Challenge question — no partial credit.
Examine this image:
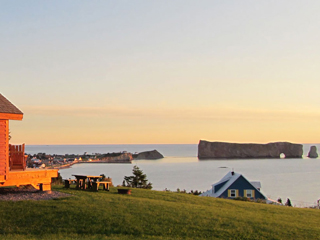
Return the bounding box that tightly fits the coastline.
[46,159,132,170]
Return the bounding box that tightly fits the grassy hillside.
[0,186,319,239]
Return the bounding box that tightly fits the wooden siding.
[0,113,23,120]
[0,120,8,180]
[2,169,58,190]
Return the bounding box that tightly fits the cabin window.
[230,189,236,198]
[245,190,254,198]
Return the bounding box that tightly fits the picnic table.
[92,181,111,191]
[72,175,102,190]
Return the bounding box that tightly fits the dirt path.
[0,187,72,201]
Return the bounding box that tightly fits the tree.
[99,174,106,181]
[123,165,152,189]
[285,198,292,207]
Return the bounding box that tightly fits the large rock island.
[198,140,303,159]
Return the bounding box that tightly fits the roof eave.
[0,113,23,120]
[214,175,241,197]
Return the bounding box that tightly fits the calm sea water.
[26,144,320,207]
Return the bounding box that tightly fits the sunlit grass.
[0,186,319,239]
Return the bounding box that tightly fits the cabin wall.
[0,120,8,181]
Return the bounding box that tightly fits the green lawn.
[0,186,319,239]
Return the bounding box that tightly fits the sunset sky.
[2,1,320,144]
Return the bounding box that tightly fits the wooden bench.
[92,181,111,191]
[117,188,131,194]
[64,179,76,188]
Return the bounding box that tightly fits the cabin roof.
[210,171,241,197]
[0,93,23,115]
[250,181,261,189]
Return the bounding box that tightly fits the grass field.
[0,186,319,239]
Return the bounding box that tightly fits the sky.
[1,0,320,144]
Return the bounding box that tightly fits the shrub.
[99,174,114,187]
[256,198,267,204]
[234,197,251,202]
[51,173,63,185]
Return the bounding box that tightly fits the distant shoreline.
[46,160,132,170]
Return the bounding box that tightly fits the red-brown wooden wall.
[0,119,8,180]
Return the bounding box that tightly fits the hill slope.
[0,186,319,239]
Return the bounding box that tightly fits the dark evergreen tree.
[123,165,152,189]
[99,174,106,181]
[285,198,292,207]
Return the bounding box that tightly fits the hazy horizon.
[24,142,320,146]
[3,1,320,144]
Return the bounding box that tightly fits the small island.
[133,150,164,160]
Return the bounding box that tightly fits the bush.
[233,197,266,204]
[234,197,251,202]
[256,198,267,204]
[99,174,114,187]
[51,173,63,185]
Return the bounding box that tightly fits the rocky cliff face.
[307,146,318,158]
[134,150,164,160]
[99,153,133,163]
[198,140,303,159]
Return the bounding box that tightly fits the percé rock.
[307,146,318,158]
[134,150,164,160]
[198,140,303,159]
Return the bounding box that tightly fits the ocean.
[25,143,320,207]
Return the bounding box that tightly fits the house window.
[230,189,236,198]
[245,190,253,198]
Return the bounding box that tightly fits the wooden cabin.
[0,93,58,191]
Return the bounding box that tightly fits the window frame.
[245,189,253,198]
[230,189,237,198]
